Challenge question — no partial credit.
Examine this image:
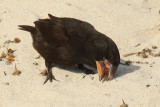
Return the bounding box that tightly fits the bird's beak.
[96,61,105,81]
[107,65,118,81]
[96,61,110,81]
[96,60,118,81]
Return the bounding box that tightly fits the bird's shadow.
[53,64,95,74]
[53,58,140,81]
[114,59,141,79]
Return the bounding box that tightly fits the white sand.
[0,0,160,106]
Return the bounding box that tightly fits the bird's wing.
[34,17,68,47]
[48,14,95,42]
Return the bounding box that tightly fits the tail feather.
[18,25,36,34]
[48,14,57,20]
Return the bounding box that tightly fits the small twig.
[120,99,128,107]
[134,43,141,47]
[123,53,137,57]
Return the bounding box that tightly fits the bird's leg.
[78,64,95,74]
[44,61,57,84]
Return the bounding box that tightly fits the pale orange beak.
[96,61,110,81]
[96,60,119,81]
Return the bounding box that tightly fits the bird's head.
[96,59,119,81]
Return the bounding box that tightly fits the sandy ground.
[0,0,160,106]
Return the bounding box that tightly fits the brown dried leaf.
[40,69,47,76]
[14,37,21,43]
[120,99,128,107]
[142,48,152,53]
[6,48,15,57]
[7,56,15,62]
[7,48,15,53]
[12,64,21,75]
[139,51,148,58]
[149,52,154,56]
[155,52,160,57]
[1,51,6,58]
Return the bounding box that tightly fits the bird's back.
[19,14,120,68]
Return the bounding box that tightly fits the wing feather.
[34,18,68,46]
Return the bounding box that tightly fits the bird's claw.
[44,73,57,84]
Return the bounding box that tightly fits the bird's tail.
[18,25,37,34]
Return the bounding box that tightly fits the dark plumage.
[19,14,120,83]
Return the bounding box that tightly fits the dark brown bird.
[18,14,120,84]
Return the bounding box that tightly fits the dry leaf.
[6,48,15,57]
[138,51,148,58]
[123,53,137,57]
[155,52,160,57]
[12,64,21,75]
[40,69,47,76]
[120,99,128,107]
[142,48,152,53]
[1,51,6,58]
[7,56,15,62]
[7,48,15,53]
[14,37,21,43]
[149,52,154,56]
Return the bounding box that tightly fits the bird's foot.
[44,72,58,84]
